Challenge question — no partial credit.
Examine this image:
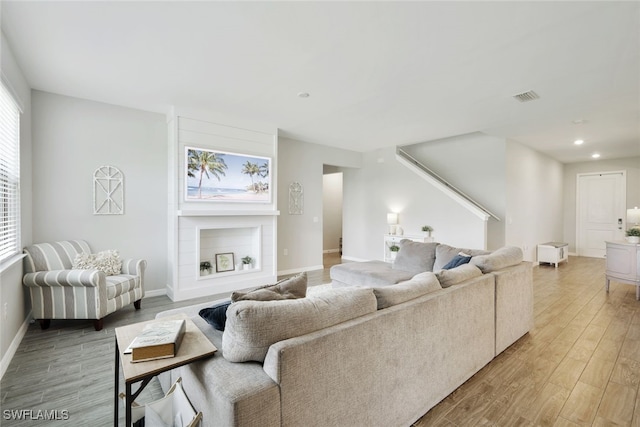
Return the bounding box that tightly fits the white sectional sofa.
[156,241,533,427]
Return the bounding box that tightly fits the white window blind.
[0,81,21,263]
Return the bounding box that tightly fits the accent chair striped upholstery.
[22,240,146,331]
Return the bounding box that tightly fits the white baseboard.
[322,248,340,254]
[277,265,324,276]
[1,310,32,380]
[144,288,167,298]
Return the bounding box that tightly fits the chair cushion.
[106,275,139,299]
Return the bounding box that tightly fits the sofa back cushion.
[470,246,523,273]
[222,288,377,363]
[392,240,438,274]
[372,272,441,309]
[23,240,92,273]
[433,244,491,271]
[435,264,483,288]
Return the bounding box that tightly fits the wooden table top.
[115,314,217,383]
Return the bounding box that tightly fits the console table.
[605,240,640,300]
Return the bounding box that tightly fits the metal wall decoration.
[93,165,124,215]
[289,182,303,214]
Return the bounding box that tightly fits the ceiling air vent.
[513,90,540,102]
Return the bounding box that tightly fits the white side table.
[537,242,568,268]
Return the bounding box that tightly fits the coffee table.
[113,314,217,427]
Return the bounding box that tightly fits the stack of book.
[125,319,186,363]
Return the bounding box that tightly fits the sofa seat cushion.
[470,246,523,273]
[435,264,483,288]
[222,288,377,363]
[392,240,438,274]
[372,272,442,309]
[106,274,139,298]
[330,261,414,288]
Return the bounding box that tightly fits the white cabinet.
[605,240,640,300]
[537,242,568,268]
[384,234,434,263]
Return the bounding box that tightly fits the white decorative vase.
[243,264,251,270]
[627,236,640,244]
[390,252,397,261]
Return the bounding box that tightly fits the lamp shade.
[386,213,398,225]
[628,207,640,225]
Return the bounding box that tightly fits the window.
[0,81,21,263]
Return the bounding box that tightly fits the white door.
[577,172,626,258]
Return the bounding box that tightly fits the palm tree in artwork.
[187,149,228,198]
[259,162,269,178]
[241,161,260,192]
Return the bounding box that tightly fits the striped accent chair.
[22,240,146,331]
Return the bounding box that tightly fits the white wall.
[505,140,564,261]
[31,91,168,294]
[402,132,506,249]
[563,156,640,253]
[277,137,361,273]
[0,31,32,376]
[322,172,343,252]
[342,146,486,262]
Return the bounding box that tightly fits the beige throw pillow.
[231,272,307,302]
[470,246,523,273]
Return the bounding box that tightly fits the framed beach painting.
[185,147,271,203]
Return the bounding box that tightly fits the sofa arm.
[23,270,104,288]
[121,259,147,276]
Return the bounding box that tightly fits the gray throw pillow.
[392,240,438,274]
[231,272,307,302]
[435,264,483,288]
[470,246,523,273]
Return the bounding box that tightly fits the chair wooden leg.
[134,299,141,310]
[38,319,51,330]
[94,319,104,331]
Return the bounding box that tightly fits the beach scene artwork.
[185,147,271,203]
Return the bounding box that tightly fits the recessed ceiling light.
[592,153,600,159]
[572,119,587,124]
[574,139,584,145]
[297,92,310,98]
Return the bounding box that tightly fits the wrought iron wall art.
[289,182,303,214]
[93,165,124,215]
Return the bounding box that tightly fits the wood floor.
[1,254,638,426]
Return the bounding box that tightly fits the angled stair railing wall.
[395,147,501,222]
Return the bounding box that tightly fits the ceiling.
[2,1,639,163]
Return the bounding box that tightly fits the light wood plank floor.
[1,254,638,426]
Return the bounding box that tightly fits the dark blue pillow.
[199,300,232,331]
[442,254,472,270]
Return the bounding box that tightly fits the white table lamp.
[387,213,398,235]
[628,207,640,228]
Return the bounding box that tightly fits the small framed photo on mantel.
[215,253,235,273]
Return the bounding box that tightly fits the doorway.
[323,166,343,269]
[576,171,626,258]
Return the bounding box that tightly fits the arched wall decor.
[93,165,124,215]
[289,182,303,215]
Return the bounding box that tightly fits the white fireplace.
[166,110,279,301]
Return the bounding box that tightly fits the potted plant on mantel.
[626,228,640,244]
[421,225,434,237]
[200,261,212,276]
[241,256,253,270]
